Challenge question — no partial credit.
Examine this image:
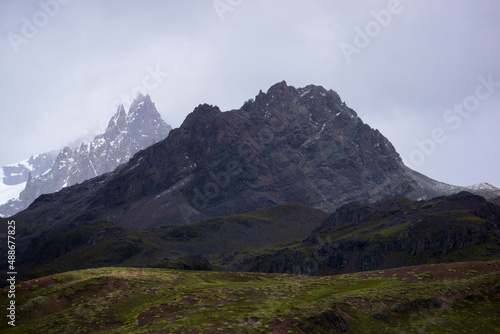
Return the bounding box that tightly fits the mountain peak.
[107,104,127,130]
[181,104,222,130]
[132,93,148,102]
[262,80,296,102]
[467,182,498,191]
[0,95,171,217]
[267,80,289,92]
[129,94,153,114]
[10,81,500,231]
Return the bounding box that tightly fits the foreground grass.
[1,261,499,333]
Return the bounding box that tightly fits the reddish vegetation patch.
[17,275,59,293]
[177,297,195,305]
[374,300,397,310]
[135,304,178,328]
[217,298,232,305]
[75,278,127,298]
[335,306,355,321]
[75,283,101,298]
[104,322,123,329]
[60,281,78,289]
[356,261,499,283]
[30,296,71,318]
[270,316,300,334]
[137,308,155,327]
[347,298,371,312]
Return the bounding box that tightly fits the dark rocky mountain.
[3,81,499,268]
[0,94,171,217]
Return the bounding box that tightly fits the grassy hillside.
[16,204,328,280]
[225,193,500,275]
[1,261,498,333]
[10,193,500,283]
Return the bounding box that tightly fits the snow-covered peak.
[107,105,127,130]
[0,95,171,218]
[466,182,499,192]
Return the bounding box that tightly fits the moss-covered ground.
[1,261,499,333]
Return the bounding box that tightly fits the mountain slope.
[225,192,500,275]
[8,192,499,281]
[5,81,499,268]
[0,152,57,216]
[0,94,171,217]
[12,204,328,280]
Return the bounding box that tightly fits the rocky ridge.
[4,81,500,268]
[0,94,171,217]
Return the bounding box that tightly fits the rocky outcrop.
[298,309,348,333]
[225,192,500,275]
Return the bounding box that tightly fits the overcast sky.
[1,0,499,187]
